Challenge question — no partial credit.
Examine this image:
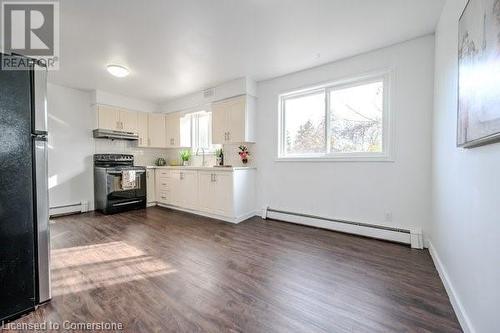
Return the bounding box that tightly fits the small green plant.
[215,148,223,158]
[180,149,191,162]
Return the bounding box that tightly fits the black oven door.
[106,168,146,202]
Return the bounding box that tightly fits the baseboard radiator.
[262,207,423,249]
[49,201,89,218]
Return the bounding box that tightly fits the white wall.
[48,83,95,210]
[256,35,435,234]
[431,1,500,332]
[160,77,256,113]
[91,89,158,113]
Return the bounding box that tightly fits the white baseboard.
[260,207,424,248]
[156,203,254,224]
[428,240,474,333]
[49,201,89,217]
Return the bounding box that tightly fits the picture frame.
[457,0,500,148]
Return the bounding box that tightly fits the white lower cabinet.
[170,170,198,210]
[152,168,255,223]
[146,169,156,206]
[198,171,232,216]
[155,170,170,205]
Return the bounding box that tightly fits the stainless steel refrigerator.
[0,53,51,322]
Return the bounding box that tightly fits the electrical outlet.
[385,212,393,222]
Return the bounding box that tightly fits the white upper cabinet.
[211,95,256,144]
[120,109,138,133]
[148,113,167,148]
[96,105,138,133]
[137,111,149,147]
[96,105,120,131]
[165,112,186,148]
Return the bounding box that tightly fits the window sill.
[275,155,394,163]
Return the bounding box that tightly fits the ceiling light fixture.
[106,64,130,78]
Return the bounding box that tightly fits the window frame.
[277,70,394,162]
[181,110,218,154]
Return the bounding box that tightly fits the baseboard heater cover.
[49,201,89,217]
[262,207,423,249]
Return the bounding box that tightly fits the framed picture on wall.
[458,0,500,148]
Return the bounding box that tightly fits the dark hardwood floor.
[9,207,461,332]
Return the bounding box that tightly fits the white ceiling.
[49,0,445,103]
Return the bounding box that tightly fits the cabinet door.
[169,171,182,206]
[212,101,227,144]
[148,113,167,148]
[146,169,156,204]
[120,110,138,133]
[97,105,120,130]
[227,96,246,143]
[180,171,198,210]
[137,112,149,147]
[165,112,181,147]
[197,172,215,213]
[212,172,233,216]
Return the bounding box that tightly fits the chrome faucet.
[196,147,206,166]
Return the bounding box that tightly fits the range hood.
[93,129,138,141]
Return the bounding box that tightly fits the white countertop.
[142,165,256,171]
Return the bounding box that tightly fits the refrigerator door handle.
[33,63,48,133]
[34,138,51,303]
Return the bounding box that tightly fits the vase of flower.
[238,145,250,165]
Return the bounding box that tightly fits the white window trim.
[276,69,395,162]
[184,110,218,154]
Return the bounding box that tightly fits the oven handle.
[112,200,143,207]
[107,170,145,175]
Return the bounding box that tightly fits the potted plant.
[238,145,250,164]
[215,148,224,166]
[180,150,191,166]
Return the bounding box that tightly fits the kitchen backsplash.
[94,139,256,168]
[94,139,170,166]
[221,143,256,167]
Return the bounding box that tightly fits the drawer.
[157,191,170,204]
[157,178,170,191]
[156,169,170,178]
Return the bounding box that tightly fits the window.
[180,110,220,153]
[278,72,391,161]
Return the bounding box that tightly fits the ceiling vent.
[203,87,215,99]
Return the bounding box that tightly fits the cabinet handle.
[227,132,230,141]
[213,174,216,182]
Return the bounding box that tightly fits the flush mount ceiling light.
[106,64,129,78]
